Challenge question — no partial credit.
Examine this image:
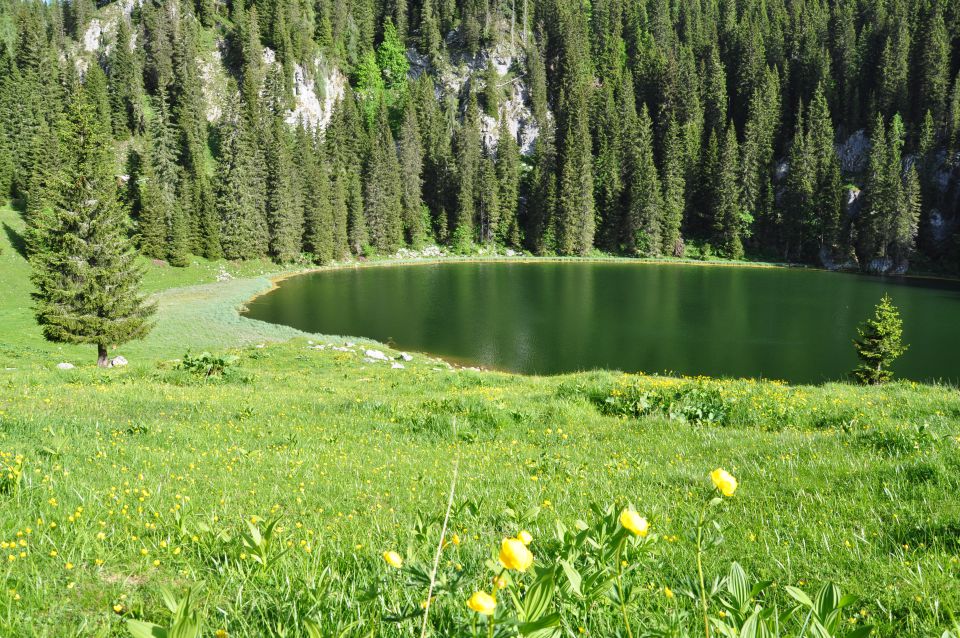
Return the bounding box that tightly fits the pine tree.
[852,294,907,385]
[556,87,595,256]
[398,96,426,245]
[364,101,403,253]
[30,82,154,367]
[713,125,744,259]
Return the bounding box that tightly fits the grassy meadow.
[1,203,960,637]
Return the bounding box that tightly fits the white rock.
[110,356,128,367]
[56,362,75,370]
[399,352,413,361]
[392,363,405,369]
[364,349,389,361]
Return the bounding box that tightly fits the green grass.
[1,203,959,637]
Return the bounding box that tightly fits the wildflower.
[619,509,649,537]
[382,550,403,569]
[215,631,228,638]
[467,591,497,615]
[517,530,533,545]
[498,537,533,572]
[664,586,674,599]
[710,468,738,497]
[113,604,124,613]
[451,533,461,546]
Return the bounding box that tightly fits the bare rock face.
[286,59,347,130]
[836,130,870,173]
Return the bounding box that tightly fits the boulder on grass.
[110,356,128,367]
[56,362,75,370]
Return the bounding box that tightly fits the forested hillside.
[1,0,959,273]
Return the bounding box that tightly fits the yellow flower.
[664,586,674,599]
[619,509,649,537]
[498,537,533,572]
[517,530,533,545]
[113,604,123,613]
[215,630,228,638]
[467,591,497,615]
[710,468,738,497]
[382,550,403,568]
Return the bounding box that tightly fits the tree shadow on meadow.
[2,222,27,260]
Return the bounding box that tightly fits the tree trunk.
[97,343,109,368]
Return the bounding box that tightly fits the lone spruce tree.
[30,82,154,367]
[852,294,907,385]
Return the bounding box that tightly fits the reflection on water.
[243,262,960,383]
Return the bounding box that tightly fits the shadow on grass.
[2,222,27,260]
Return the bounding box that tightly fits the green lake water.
[242,261,960,383]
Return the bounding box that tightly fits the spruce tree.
[107,17,144,138]
[216,85,269,260]
[852,294,907,385]
[713,125,744,259]
[495,118,521,247]
[625,103,663,256]
[265,69,302,263]
[660,116,686,256]
[300,125,334,264]
[364,101,403,253]
[398,96,426,245]
[30,82,154,367]
[453,92,481,249]
[808,85,843,257]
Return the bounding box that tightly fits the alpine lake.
[243,260,960,384]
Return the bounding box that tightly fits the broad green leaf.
[126,620,168,638]
[560,560,582,596]
[784,586,814,608]
[523,573,556,620]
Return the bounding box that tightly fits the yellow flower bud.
[710,468,738,497]
[517,530,533,545]
[664,586,674,599]
[498,537,533,572]
[382,550,403,569]
[467,591,497,615]
[619,509,649,537]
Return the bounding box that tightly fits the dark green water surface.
[242,261,960,383]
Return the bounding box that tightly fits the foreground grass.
[1,204,959,637]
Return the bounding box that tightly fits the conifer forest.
[2,0,960,274]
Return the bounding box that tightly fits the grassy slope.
[1,203,959,637]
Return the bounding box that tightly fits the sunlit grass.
[1,203,959,636]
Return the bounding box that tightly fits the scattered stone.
[331,346,353,353]
[364,349,389,361]
[56,362,75,370]
[391,363,405,369]
[399,352,413,361]
[255,344,265,349]
[110,356,128,367]
[346,342,356,347]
